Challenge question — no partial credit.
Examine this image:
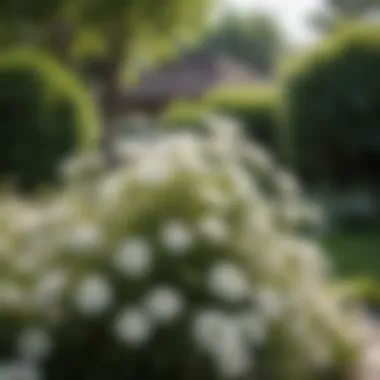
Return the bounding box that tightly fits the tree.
[328,0,380,16]
[196,11,285,75]
[311,0,380,33]
[0,0,212,160]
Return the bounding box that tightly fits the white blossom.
[192,310,236,353]
[0,362,41,380]
[134,159,169,184]
[160,221,193,255]
[17,328,52,362]
[192,309,251,377]
[33,270,68,308]
[143,286,185,323]
[114,307,153,346]
[113,238,153,278]
[255,288,284,321]
[198,215,228,243]
[66,223,103,253]
[74,275,113,316]
[238,312,267,344]
[214,340,252,378]
[207,262,250,302]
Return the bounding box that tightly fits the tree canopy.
[195,11,285,74]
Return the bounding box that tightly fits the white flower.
[66,224,103,253]
[207,262,250,302]
[198,215,228,243]
[192,310,236,353]
[74,275,113,316]
[113,238,153,278]
[98,173,127,203]
[17,328,52,362]
[227,165,257,200]
[276,171,300,196]
[134,159,169,184]
[16,210,44,234]
[60,153,103,180]
[114,307,153,346]
[34,270,68,308]
[0,362,41,380]
[192,309,251,377]
[243,145,272,172]
[160,221,193,255]
[255,288,283,320]
[115,140,147,162]
[143,286,185,323]
[214,342,252,378]
[237,312,267,344]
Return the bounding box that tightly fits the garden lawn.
[324,231,380,280]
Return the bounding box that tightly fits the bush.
[205,86,280,155]
[281,23,380,188]
[161,86,279,155]
[161,100,209,127]
[0,118,362,379]
[0,48,100,192]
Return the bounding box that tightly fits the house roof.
[121,52,269,101]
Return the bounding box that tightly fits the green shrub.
[0,48,100,192]
[281,23,380,187]
[161,86,279,155]
[161,100,209,126]
[205,85,279,155]
[0,118,362,379]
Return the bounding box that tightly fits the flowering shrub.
[0,117,364,379]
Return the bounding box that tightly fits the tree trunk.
[100,62,123,167]
[47,18,76,69]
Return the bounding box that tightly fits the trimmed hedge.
[161,85,280,154]
[205,86,279,154]
[0,48,100,192]
[280,23,380,187]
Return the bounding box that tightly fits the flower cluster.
[0,116,363,379]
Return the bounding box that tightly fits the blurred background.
[2,0,380,378]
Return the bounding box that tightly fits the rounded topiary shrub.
[0,48,100,192]
[0,118,363,379]
[280,23,380,188]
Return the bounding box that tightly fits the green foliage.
[161,100,209,126]
[324,230,380,280]
[0,0,212,79]
[0,119,361,379]
[0,48,99,192]
[281,23,380,187]
[205,86,280,155]
[340,277,380,311]
[162,86,280,155]
[328,0,380,16]
[196,11,286,74]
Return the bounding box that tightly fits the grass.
[324,230,380,280]
[323,230,380,310]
